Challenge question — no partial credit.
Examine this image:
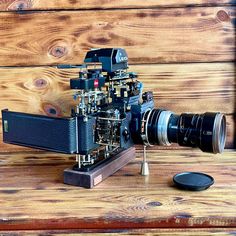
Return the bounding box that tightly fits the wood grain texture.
[0,63,234,115]
[1,228,236,235]
[0,7,235,66]
[0,0,234,234]
[0,0,235,11]
[131,63,235,114]
[0,62,234,151]
[0,150,235,230]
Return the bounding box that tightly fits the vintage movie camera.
[1,48,226,188]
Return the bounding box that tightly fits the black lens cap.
[173,172,214,191]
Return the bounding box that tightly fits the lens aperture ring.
[140,108,153,146]
[147,109,163,145]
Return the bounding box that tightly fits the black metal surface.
[167,112,225,153]
[147,109,163,145]
[76,115,99,155]
[70,71,105,90]
[2,109,77,154]
[84,48,128,73]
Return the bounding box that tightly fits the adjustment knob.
[123,129,130,142]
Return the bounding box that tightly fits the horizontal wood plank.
[0,7,235,66]
[132,63,235,114]
[0,62,234,152]
[0,1,235,233]
[0,150,235,230]
[0,63,234,115]
[0,0,235,11]
[0,150,235,188]
[1,228,236,235]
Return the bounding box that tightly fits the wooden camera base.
[64,147,136,188]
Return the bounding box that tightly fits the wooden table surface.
[0,148,235,235]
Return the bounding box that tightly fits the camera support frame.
[64,147,135,188]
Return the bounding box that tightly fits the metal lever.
[140,145,149,176]
[57,64,86,69]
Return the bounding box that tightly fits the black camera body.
[1,48,226,188]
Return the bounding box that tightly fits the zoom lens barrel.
[142,109,226,154]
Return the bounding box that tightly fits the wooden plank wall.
[0,0,235,152]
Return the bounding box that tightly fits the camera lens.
[168,112,226,153]
[142,109,226,154]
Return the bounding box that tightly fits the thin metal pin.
[76,154,81,169]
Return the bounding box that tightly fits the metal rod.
[141,145,149,176]
[76,154,81,169]
[143,145,147,162]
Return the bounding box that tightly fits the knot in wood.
[34,78,48,89]
[49,45,68,58]
[43,103,62,117]
[146,201,162,207]
[7,0,32,11]
[217,10,230,22]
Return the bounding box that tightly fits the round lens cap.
[173,172,214,191]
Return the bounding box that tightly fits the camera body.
[1,48,226,187]
[2,48,152,169]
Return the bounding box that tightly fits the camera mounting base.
[63,147,136,188]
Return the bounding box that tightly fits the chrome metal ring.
[141,108,153,146]
[157,111,173,146]
[212,113,226,154]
